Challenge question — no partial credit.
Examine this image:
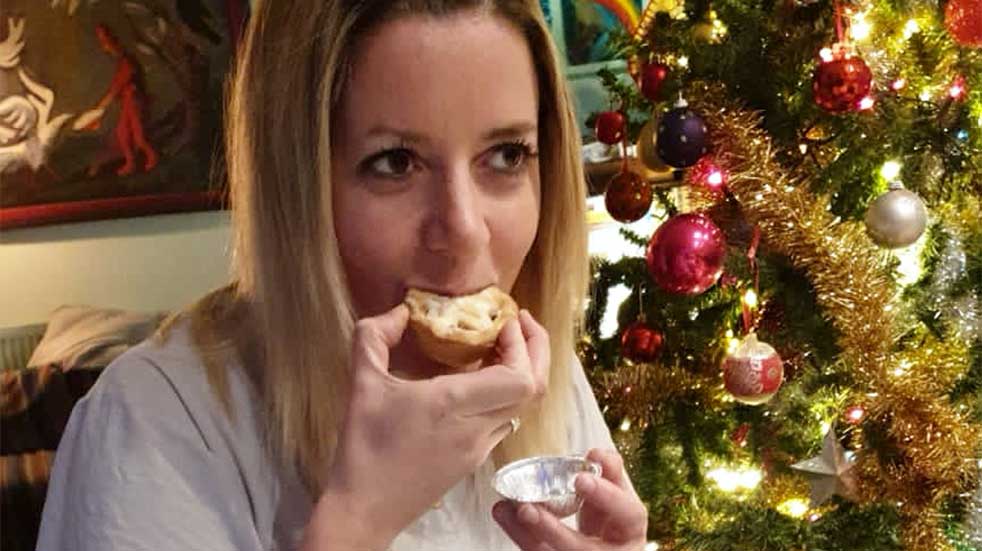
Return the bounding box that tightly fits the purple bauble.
[656,106,708,168]
[645,213,727,295]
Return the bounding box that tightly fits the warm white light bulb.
[903,19,920,39]
[880,160,902,181]
[851,13,872,41]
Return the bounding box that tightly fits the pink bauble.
[645,213,726,295]
[723,333,784,405]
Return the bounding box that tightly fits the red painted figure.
[89,24,158,176]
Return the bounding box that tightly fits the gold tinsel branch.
[684,82,979,551]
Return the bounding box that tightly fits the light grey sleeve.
[36,353,265,551]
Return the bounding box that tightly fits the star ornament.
[791,429,859,507]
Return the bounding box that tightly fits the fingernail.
[517,504,540,525]
[575,473,596,493]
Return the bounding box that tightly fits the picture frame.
[0,0,246,230]
[541,0,643,135]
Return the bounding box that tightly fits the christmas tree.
[577,0,982,549]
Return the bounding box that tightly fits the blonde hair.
[157,0,589,498]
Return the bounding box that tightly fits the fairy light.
[949,76,967,100]
[644,542,661,551]
[858,96,875,110]
[880,160,902,181]
[677,56,689,68]
[707,168,726,188]
[710,10,728,40]
[893,359,912,377]
[845,405,866,424]
[743,289,759,309]
[903,19,920,39]
[707,465,762,492]
[620,417,633,432]
[850,11,872,41]
[891,78,906,91]
[919,88,933,101]
[777,498,810,518]
[819,47,834,62]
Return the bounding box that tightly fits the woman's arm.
[37,353,263,551]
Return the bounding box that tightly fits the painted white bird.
[0,18,73,175]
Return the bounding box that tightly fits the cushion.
[27,305,165,370]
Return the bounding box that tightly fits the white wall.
[0,211,232,327]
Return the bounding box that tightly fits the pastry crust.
[405,286,519,369]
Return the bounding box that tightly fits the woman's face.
[332,12,542,318]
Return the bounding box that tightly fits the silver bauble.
[864,184,928,248]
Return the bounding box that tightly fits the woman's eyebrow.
[362,122,537,144]
[364,125,430,145]
[481,122,537,142]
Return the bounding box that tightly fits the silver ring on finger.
[509,417,521,434]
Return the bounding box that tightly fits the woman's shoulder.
[92,317,211,406]
[84,316,259,447]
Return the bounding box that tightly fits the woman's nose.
[421,166,490,255]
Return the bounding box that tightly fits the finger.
[496,317,531,371]
[508,503,587,551]
[351,304,410,372]
[518,310,550,396]
[574,472,647,543]
[437,364,534,416]
[586,448,629,490]
[579,448,634,537]
[492,501,555,551]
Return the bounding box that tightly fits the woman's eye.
[367,149,414,177]
[488,143,533,172]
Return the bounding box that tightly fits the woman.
[37,1,648,550]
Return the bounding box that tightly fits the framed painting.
[541,0,649,136]
[0,0,247,230]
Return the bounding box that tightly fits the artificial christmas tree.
[580,0,982,549]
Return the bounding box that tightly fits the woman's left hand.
[493,448,648,551]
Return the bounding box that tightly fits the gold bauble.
[692,20,715,42]
[637,119,671,172]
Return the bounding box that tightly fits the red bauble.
[946,0,982,47]
[645,213,726,295]
[639,63,670,102]
[812,53,873,113]
[605,171,652,223]
[620,321,664,362]
[595,111,626,145]
[723,333,784,405]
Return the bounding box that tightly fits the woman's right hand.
[302,303,550,550]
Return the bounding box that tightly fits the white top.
[37,320,617,551]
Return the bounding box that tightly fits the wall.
[0,211,232,327]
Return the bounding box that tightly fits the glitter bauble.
[605,170,652,223]
[812,53,873,113]
[645,213,726,295]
